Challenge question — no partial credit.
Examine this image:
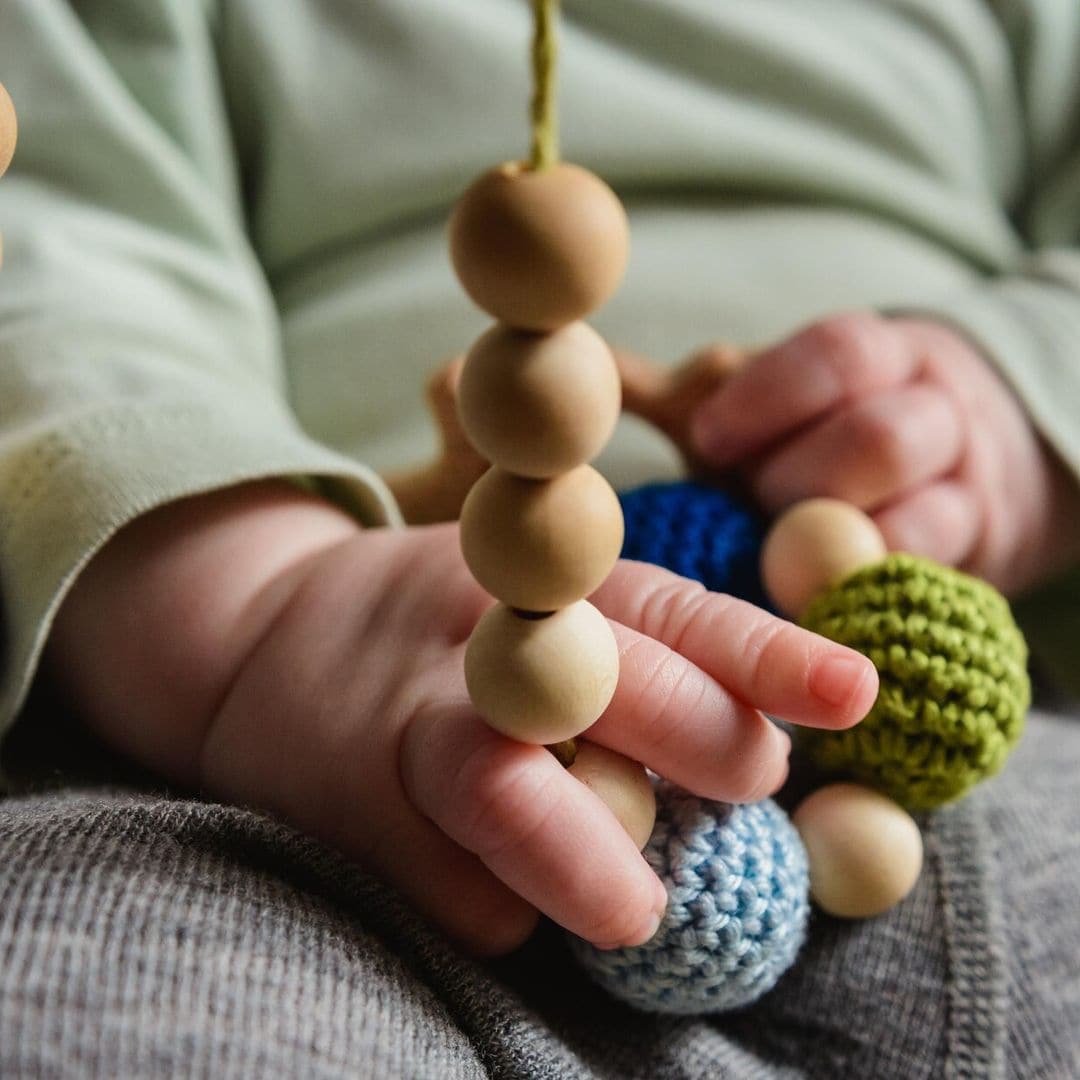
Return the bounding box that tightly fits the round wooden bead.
[0,83,16,179]
[460,465,624,611]
[458,322,621,478]
[568,741,656,850]
[762,498,887,618]
[449,161,630,331]
[792,782,923,919]
[465,602,620,744]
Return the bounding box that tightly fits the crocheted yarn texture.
[619,482,769,608]
[570,783,809,1015]
[799,553,1030,811]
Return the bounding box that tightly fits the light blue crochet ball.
[569,782,810,1014]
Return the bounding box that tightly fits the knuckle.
[801,313,884,394]
[661,585,712,657]
[579,897,654,949]
[640,578,709,654]
[632,653,707,755]
[455,744,562,862]
[845,407,915,492]
[457,898,540,957]
[742,617,796,694]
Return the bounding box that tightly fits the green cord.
[530,0,560,170]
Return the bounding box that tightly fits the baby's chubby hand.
[49,482,876,956]
[691,313,1080,595]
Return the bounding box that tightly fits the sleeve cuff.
[0,395,403,737]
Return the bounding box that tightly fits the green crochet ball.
[798,554,1030,812]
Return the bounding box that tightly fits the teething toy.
[386,0,1033,1007]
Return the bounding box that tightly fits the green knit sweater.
[1,0,1079,738]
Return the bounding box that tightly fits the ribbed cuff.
[0,396,402,738]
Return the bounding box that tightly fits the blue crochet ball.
[569,782,810,1014]
[619,482,769,608]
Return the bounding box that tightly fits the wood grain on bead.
[567,741,656,850]
[762,498,887,618]
[460,465,624,611]
[0,83,15,179]
[458,322,621,478]
[449,161,629,331]
[792,782,923,919]
[465,602,620,744]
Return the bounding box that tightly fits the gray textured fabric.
[0,712,1077,1079]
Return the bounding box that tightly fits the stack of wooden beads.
[1,83,16,264]
[448,153,657,847]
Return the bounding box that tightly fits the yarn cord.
[530,0,560,169]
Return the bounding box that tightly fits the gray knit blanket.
[1,710,1077,1078]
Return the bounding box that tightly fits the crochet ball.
[569,783,809,1014]
[619,482,770,608]
[799,553,1030,811]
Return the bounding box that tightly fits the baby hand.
[691,313,1080,595]
[48,482,876,955]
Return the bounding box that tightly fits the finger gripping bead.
[567,741,656,850]
[569,783,810,1014]
[798,553,1030,811]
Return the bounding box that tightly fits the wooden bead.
[449,161,629,331]
[0,83,16,179]
[762,498,887,618]
[465,602,620,744]
[568,741,656,850]
[460,465,624,611]
[458,322,621,478]
[792,782,923,919]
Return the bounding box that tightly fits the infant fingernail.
[810,653,874,714]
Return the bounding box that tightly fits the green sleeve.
[0,0,399,735]
[893,2,1080,694]
[902,0,1080,479]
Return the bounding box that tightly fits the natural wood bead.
[465,602,620,744]
[0,83,15,179]
[793,782,923,919]
[458,322,621,478]
[762,498,887,618]
[449,161,629,331]
[567,741,656,850]
[460,465,624,611]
